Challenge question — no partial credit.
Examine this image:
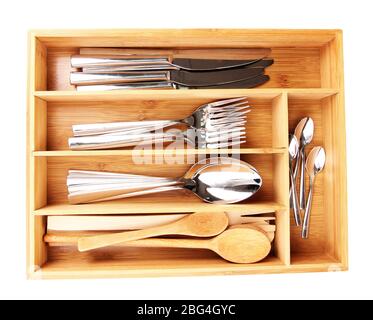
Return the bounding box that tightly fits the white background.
[0,0,372,300]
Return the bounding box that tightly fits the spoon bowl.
[211,228,271,263]
[184,157,262,204]
[306,146,326,178]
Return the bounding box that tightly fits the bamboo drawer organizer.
[27,29,348,279]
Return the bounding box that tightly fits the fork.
[69,97,250,150]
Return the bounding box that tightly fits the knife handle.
[71,55,170,68]
[76,82,175,91]
[70,72,169,85]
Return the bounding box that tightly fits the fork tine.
[209,110,251,120]
[210,101,250,111]
[207,97,247,108]
[209,109,251,119]
[209,106,251,118]
[208,115,248,125]
[209,108,251,117]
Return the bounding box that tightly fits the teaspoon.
[289,134,301,226]
[296,117,314,210]
[301,146,326,239]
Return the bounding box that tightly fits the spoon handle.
[67,170,184,204]
[289,152,301,209]
[301,179,314,239]
[77,221,183,252]
[290,163,302,226]
[45,233,208,250]
[299,148,307,210]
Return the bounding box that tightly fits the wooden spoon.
[230,223,276,242]
[46,228,271,264]
[77,211,228,252]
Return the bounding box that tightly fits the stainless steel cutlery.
[67,157,262,205]
[295,117,314,209]
[70,53,273,90]
[69,97,250,150]
[289,117,325,238]
[289,134,301,226]
[71,55,272,71]
[75,74,270,91]
[70,64,269,87]
[301,147,326,239]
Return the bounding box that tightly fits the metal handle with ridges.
[69,131,180,150]
[70,71,169,85]
[71,55,170,68]
[72,120,179,137]
[76,82,174,91]
[301,180,314,239]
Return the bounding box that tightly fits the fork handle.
[68,131,181,150]
[72,120,179,137]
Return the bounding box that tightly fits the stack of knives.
[70,51,274,91]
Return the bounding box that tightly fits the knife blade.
[70,66,266,86]
[178,74,270,89]
[71,54,274,71]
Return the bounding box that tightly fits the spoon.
[297,117,314,210]
[67,157,262,204]
[301,146,326,239]
[45,228,272,264]
[290,118,307,209]
[289,134,301,226]
[229,223,276,242]
[77,211,229,252]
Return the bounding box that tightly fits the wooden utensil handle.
[45,233,207,250]
[78,223,179,252]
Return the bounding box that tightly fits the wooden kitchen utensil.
[45,228,272,264]
[47,214,276,232]
[230,223,276,242]
[77,211,229,252]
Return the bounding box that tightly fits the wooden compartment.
[34,94,283,152]
[44,47,322,91]
[27,29,347,279]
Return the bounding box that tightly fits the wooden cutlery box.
[27,29,348,279]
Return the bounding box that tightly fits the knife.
[70,66,266,86]
[71,54,273,71]
[75,74,270,91]
[80,58,273,73]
